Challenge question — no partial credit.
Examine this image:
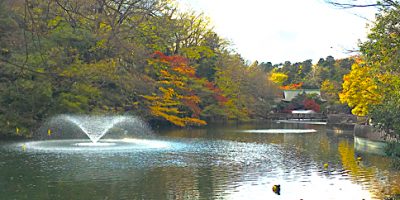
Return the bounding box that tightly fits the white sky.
[177,0,377,64]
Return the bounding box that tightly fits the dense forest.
[1,0,400,140]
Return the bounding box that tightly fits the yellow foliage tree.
[339,61,382,116]
[321,80,335,94]
[143,52,207,126]
[269,72,288,86]
[321,79,339,103]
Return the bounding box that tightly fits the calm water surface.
[1,122,399,200]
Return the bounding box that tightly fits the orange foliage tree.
[143,52,207,126]
[279,82,303,90]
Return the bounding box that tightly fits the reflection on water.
[240,129,317,133]
[0,122,399,199]
[14,139,177,153]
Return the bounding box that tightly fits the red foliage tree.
[204,81,228,104]
[303,99,320,112]
[144,51,229,126]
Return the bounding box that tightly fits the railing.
[266,113,327,121]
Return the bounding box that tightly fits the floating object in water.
[16,127,20,135]
[21,144,26,151]
[272,184,280,195]
[47,129,52,136]
[324,163,329,169]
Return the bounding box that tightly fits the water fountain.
[65,115,129,144]
[17,114,177,152]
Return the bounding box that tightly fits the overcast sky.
[177,0,377,64]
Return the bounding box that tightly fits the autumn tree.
[321,80,339,103]
[143,52,207,126]
[209,53,249,120]
[357,2,400,138]
[211,53,278,120]
[277,93,322,113]
[339,61,382,116]
[328,1,400,141]
[269,72,288,86]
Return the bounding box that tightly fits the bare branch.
[325,0,398,9]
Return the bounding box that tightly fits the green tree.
[210,53,249,121]
[357,2,400,138]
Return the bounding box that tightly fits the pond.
[1,121,399,200]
